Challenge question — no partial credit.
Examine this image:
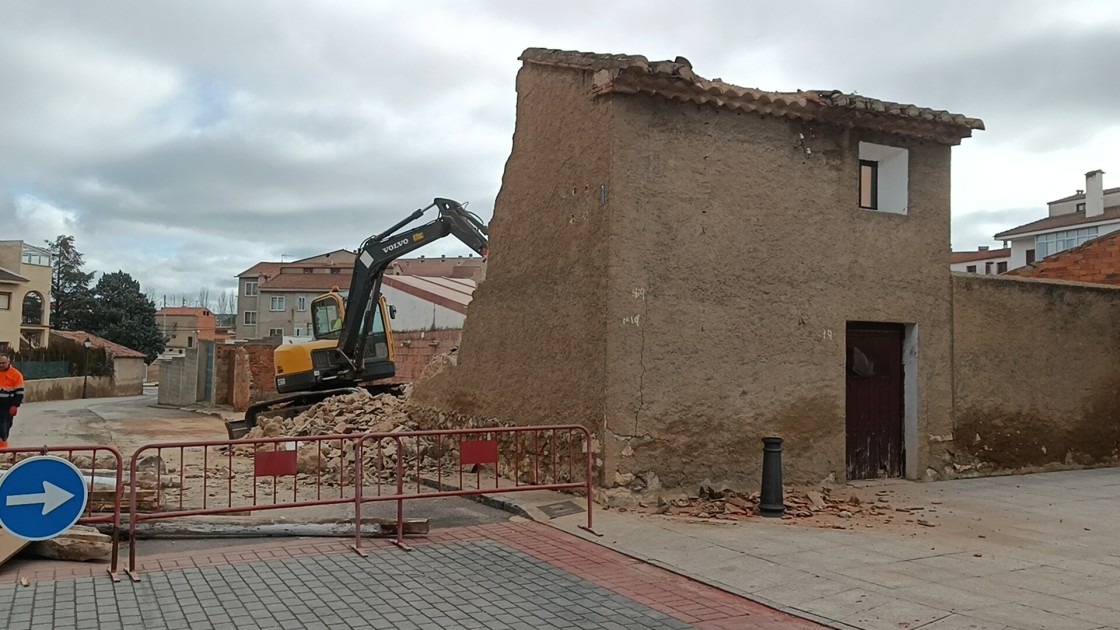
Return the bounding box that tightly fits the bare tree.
[216,291,228,315]
[197,287,211,310]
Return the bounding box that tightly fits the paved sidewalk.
[515,468,1120,630]
[0,522,820,629]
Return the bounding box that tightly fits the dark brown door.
[845,323,904,479]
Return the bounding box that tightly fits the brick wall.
[215,341,279,410]
[1007,233,1120,284]
[210,333,456,410]
[391,330,462,383]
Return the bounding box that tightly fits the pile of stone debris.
[244,390,415,440]
[644,485,938,529]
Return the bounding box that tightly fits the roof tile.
[520,48,983,144]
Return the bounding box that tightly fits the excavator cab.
[273,292,395,395]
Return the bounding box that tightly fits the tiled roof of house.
[0,265,29,283]
[261,273,352,292]
[388,257,484,279]
[994,206,1120,239]
[950,248,1011,264]
[157,307,214,317]
[521,48,984,144]
[51,330,146,359]
[1047,186,1120,205]
[237,262,282,279]
[1005,232,1120,284]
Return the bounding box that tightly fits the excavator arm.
[332,198,488,373]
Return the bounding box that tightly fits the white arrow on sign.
[5,481,76,516]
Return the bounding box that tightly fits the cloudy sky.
[3,1,1119,307]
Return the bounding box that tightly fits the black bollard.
[759,437,785,518]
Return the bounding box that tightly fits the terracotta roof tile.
[50,330,146,359]
[994,205,1120,239]
[1005,232,1120,284]
[521,48,984,144]
[237,262,282,278]
[950,248,1011,264]
[260,273,352,292]
[156,307,214,316]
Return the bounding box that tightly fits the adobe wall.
[23,376,113,402]
[951,274,1120,472]
[604,97,955,490]
[411,62,612,435]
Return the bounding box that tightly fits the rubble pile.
[245,390,414,440]
[649,486,930,529]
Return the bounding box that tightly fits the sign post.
[0,456,89,541]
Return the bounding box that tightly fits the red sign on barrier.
[460,440,498,466]
[254,450,297,477]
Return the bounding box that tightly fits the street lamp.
[82,337,92,399]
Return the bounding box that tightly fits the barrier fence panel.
[125,434,369,580]
[0,445,124,581]
[356,424,597,550]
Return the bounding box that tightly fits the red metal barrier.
[125,433,368,580]
[123,424,599,575]
[0,445,124,581]
[355,424,598,550]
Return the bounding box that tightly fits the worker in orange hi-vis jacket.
[0,353,24,449]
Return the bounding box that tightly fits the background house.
[0,241,52,352]
[156,306,218,355]
[995,170,1120,270]
[950,247,1011,274]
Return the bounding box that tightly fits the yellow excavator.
[224,198,489,438]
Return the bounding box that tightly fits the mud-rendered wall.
[415,60,957,492]
[412,63,612,434]
[602,98,955,491]
[952,274,1120,471]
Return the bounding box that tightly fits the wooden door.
[845,323,904,479]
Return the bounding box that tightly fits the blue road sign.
[0,456,89,541]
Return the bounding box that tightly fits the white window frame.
[270,296,285,311]
[297,296,307,311]
[243,311,257,325]
[1035,227,1098,259]
[858,142,909,215]
[244,281,258,297]
[0,292,9,310]
[268,328,284,337]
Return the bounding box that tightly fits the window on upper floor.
[297,296,307,311]
[0,292,10,310]
[1077,203,1086,212]
[244,311,257,325]
[1036,227,1098,259]
[244,281,258,297]
[270,296,285,311]
[858,142,909,214]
